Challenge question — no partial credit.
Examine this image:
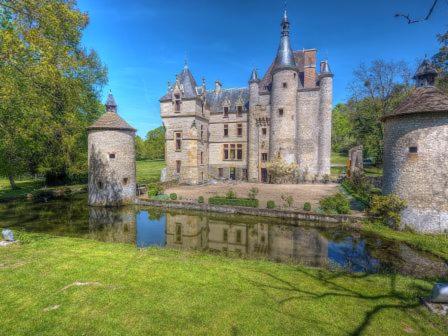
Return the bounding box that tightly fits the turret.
[248,68,260,106]
[269,10,298,165]
[248,68,261,182]
[414,59,438,87]
[317,60,333,177]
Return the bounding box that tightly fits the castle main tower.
[269,10,299,165]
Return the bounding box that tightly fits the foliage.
[266,200,276,209]
[247,187,259,200]
[281,194,294,208]
[0,0,107,187]
[209,196,258,208]
[225,189,236,199]
[266,157,298,183]
[169,193,177,201]
[135,126,165,161]
[150,194,170,201]
[342,174,377,206]
[368,195,407,229]
[319,193,351,215]
[433,31,448,94]
[197,196,204,204]
[147,183,163,197]
[331,104,356,154]
[303,202,311,212]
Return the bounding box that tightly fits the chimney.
[303,49,317,88]
[215,80,222,94]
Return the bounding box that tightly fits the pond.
[0,193,447,280]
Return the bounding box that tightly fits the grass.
[331,152,348,166]
[0,160,166,201]
[136,159,166,185]
[0,231,447,336]
[362,221,448,260]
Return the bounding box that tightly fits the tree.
[331,104,356,154]
[144,126,165,160]
[135,135,146,161]
[433,31,448,93]
[395,0,445,24]
[0,0,107,187]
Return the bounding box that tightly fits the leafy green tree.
[0,0,107,186]
[433,31,448,93]
[331,104,355,154]
[144,126,165,160]
[135,135,146,161]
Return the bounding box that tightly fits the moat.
[1,194,447,280]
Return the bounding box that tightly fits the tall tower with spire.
[87,92,137,206]
[269,10,299,165]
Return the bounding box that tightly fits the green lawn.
[136,159,165,184]
[0,232,446,336]
[331,152,348,166]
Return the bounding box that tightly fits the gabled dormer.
[222,96,231,118]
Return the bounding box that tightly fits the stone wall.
[88,129,136,206]
[383,112,448,233]
[318,74,333,177]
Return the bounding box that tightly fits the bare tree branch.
[395,0,440,24]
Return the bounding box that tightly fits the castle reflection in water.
[88,207,328,267]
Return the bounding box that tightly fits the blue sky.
[78,0,447,137]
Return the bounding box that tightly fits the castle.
[160,11,333,184]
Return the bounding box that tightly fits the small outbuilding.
[382,60,448,233]
[87,93,137,206]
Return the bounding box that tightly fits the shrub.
[368,194,407,229]
[319,193,351,215]
[248,187,259,200]
[169,193,177,200]
[281,194,294,208]
[147,183,163,197]
[342,173,375,206]
[150,194,170,201]
[198,196,204,204]
[226,190,236,199]
[266,200,276,209]
[303,202,311,212]
[209,196,258,208]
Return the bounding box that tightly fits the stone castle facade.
[382,60,448,233]
[160,11,333,184]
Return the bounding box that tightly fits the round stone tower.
[269,10,298,165]
[248,68,260,182]
[382,60,448,233]
[87,92,137,206]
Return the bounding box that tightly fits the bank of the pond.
[0,231,447,336]
[136,198,364,225]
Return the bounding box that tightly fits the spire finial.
[105,90,117,113]
[184,51,189,70]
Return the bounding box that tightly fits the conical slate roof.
[382,86,448,121]
[273,10,296,72]
[249,68,259,83]
[88,93,136,131]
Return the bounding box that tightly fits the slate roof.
[382,86,448,121]
[273,10,296,72]
[88,112,136,131]
[160,65,199,101]
[206,88,249,114]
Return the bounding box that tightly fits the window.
[278,108,284,117]
[230,144,236,160]
[237,106,243,117]
[200,125,204,139]
[237,144,243,160]
[176,223,182,243]
[237,124,243,137]
[200,152,203,164]
[262,128,267,136]
[123,178,129,185]
[409,146,418,154]
[224,144,229,160]
[174,94,181,113]
[201,172,204,181]
[261,153,268,162]
[236,230,242,243]
[97,181,103,189]
[109,153,116,159]
[242,169,247,180]
[176,160,181,174]
[224,124,229,137]
[223,106,229,118]
[282,82,288,88]
[223,229,228,242]
[175,132,182,151]
[218,168,224,178]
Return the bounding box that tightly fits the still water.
[0,194,447,279]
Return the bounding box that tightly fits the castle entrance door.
[261,168,268,183]
[230,168,236,180]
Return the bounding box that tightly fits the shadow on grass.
[246,268,440,335]
[0,180,44,201]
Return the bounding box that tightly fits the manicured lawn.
[0,232,446,335]
[136,160,166,184]
[331,152,348,166]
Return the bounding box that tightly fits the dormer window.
[223,106,229,118]
[237,106,243,117]
[174,94,181,113]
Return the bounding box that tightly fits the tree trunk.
[8,175,17,190]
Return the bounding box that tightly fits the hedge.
[208,197,259,208]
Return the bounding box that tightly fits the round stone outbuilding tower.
[269,10,298,165]
[382,60,448,233]
[87,93,137,206]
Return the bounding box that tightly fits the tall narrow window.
[174,94,181,113]
[176,160,181,174]
[230,144,236,160]
[237,124,243,137]
[261,153,268,162]
[200,125,204,139]
[175,132,182,151]
[223,229,228,242]
[262,128,267,136]
[223,106,229,118]
[236,230,242,243]
[237,106,243,117]
[223,144,229,160]
[200,152,203,164]
[219,168,224,178]
[278,108,284,117]
[224,124,229,137]
[176,223,182,243]
[237,144,243,160]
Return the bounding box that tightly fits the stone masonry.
[160,11,333,184]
